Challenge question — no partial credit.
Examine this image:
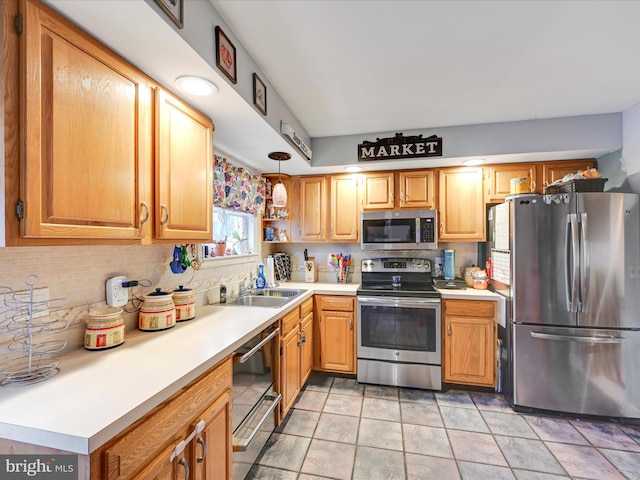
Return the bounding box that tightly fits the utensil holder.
[304,258,317,283]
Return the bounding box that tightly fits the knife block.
[304,258,317,283]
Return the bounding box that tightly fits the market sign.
[358,133,442,161]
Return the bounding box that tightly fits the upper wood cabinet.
[438,167,485,242]
[484,163,539,203]
[399,170,436,209]
[361,172,395,209]
[155,89,213,241]
[299,176,326,241]
[329,174,359,241]
[541,159,596,191]
[361,170,436,210]
[19,0,153,241]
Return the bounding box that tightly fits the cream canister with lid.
[85,307,126,350]
[139,288,176,331]
[172,285,195,322]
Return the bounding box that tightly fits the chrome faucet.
[239,275,255,296]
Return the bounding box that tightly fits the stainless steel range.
[357,258,442,390]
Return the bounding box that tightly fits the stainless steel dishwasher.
[232,322,281,480]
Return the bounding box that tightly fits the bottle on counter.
[220,280,227,304]
[256,263,267,289]
[443,249,456,280]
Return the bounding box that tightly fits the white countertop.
[0,282,505,455]
[0,283,355,455]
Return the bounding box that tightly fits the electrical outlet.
[106,276,128,307]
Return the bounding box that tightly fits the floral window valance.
[213,155,266,215]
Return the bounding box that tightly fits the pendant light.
[269,152,291,207]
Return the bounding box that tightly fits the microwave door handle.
[565,213,579,312]
[579,212,589,313]
[235,327,280,364]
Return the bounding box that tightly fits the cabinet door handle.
[297,331,303,346]
[139,201,150,225]
[349,318,353,330]
[440,222,444,234]
[447,324,451,336]
[160,204,169,225]
[196,437,206,463]
[179,458,190,480]
[301,329,307,343]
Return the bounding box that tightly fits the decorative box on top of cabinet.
[6,0,213,245]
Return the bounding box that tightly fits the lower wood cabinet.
[280,297,314,420]
[313,295,356,374]
[91,357,232,480]
[443,299,497,387]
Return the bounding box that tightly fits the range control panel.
[361,258,432,273]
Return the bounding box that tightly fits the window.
[203,207,256,258]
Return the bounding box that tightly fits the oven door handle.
[232,393,282,452]
[358,297,441,307]
[234,327,280,364]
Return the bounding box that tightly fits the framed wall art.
[154,0,183,29]
[253,73,267,115]
[215,26,237,84]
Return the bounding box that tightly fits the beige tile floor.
[246,373,640,480]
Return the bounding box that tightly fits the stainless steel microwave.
[361,209,438,250]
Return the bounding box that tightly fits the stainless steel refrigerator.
[488,192,640,419]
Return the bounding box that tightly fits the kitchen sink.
[224,288,307,308]
[227,296,291,308]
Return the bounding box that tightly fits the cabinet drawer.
[316,295,355,312]
[100,357,231,480]
[301,297,313,317]
[444,299,496,318]
[282,307,301,334]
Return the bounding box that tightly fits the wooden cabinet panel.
[135,441,185,480]
[97,358,231,480]
[361,172,395,210]
[191,389,232,480]
[21,0,152,240]
[329,174,359,241]
[300,312,314,386]
[485,163,539,202]
[299,176,326,240]
[541,159,596,191]
[443,300,496,387]
[438,167,485,241]
[313,295,355,374]
[281,326,301,415]
[282,308,300,335]
[399,170,436,209]
[155,89,213,241]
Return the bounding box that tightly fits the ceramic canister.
[85,308,126,350]
[172,285,195,322]
[139,288,176,331]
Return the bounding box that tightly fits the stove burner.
[358,257,440,298]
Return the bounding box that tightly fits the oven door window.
[362,218,416,245]
[360,304,437,352]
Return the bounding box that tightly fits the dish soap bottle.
[256,263,267,289]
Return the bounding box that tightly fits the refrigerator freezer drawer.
[512,324,640,419]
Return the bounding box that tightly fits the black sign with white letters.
[358,133,443,161]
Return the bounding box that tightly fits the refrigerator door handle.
[579,212,590,313]
[530,331,625,344]
[565,213,580,312]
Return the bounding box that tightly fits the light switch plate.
[106,276,128,307]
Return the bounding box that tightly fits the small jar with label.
[472,271,489,290]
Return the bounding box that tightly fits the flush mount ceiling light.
[344,166,362,173]
[175,76,218,96]
[463,158,486,166]
[268,152,291,207]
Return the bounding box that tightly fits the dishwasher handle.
[235,327,280,364]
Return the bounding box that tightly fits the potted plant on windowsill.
[231,231,249,255]
[214,238,227,257]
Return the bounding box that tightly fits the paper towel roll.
[265,256,275,287]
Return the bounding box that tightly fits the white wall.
[623,102,640,174]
